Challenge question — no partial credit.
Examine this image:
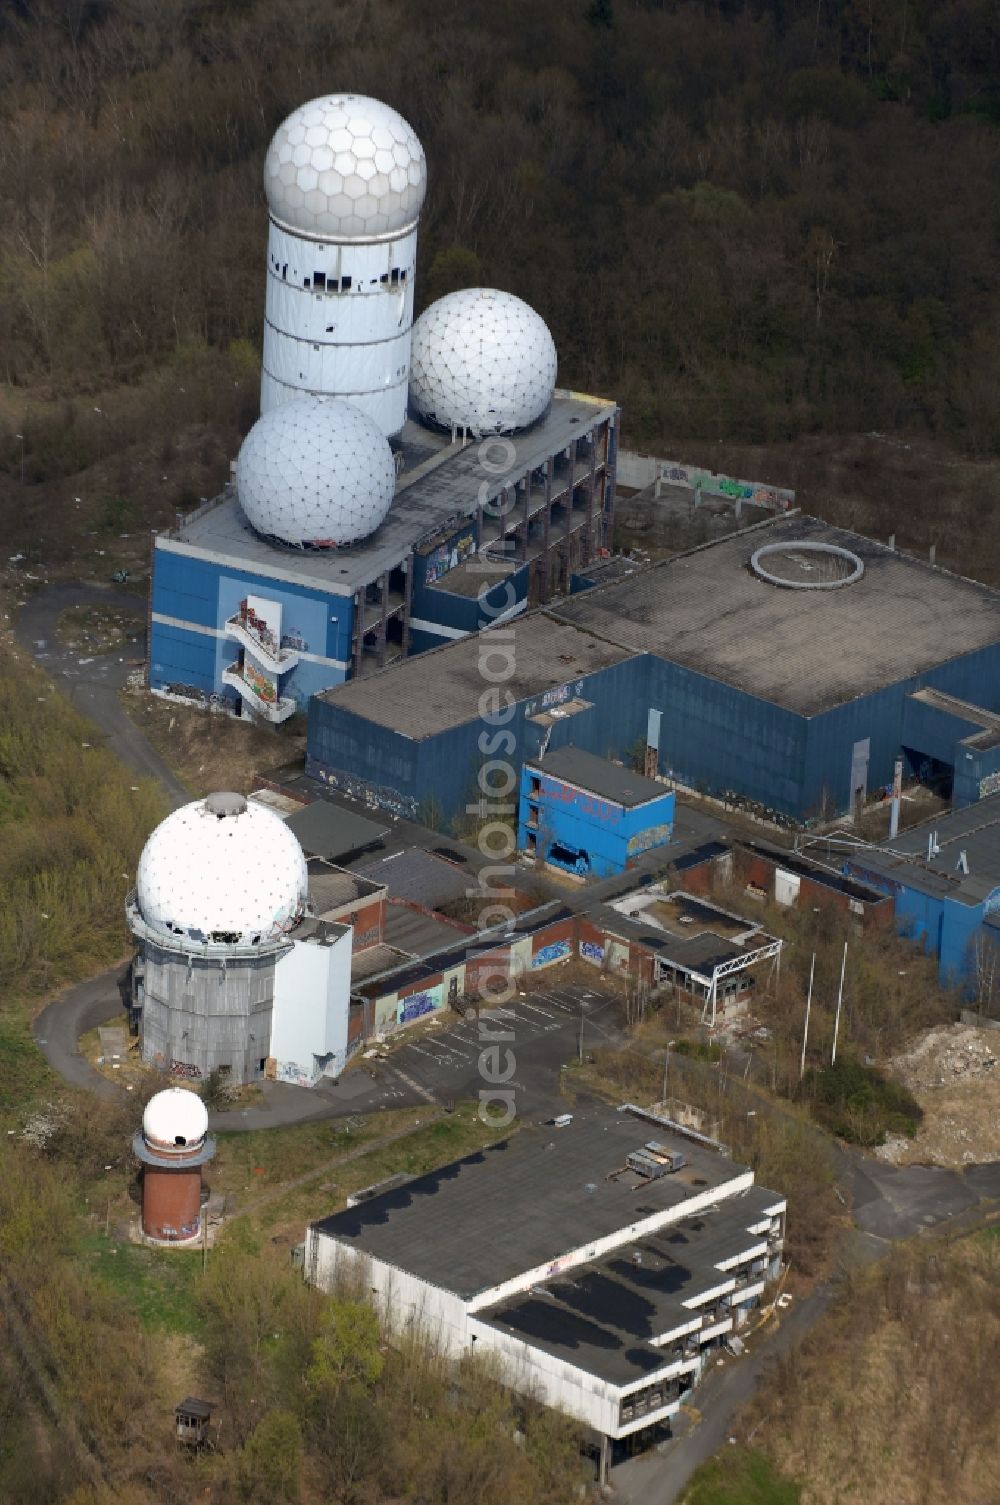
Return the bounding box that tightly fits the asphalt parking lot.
[208,980,628,1130]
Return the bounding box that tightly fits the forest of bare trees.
[0,0,997,475]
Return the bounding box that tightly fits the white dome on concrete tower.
[136,792,308,945]
[409,289,558,436]
[236,397,395,548]
[142,1088,209,1150]
[265,94,426,240]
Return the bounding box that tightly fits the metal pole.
[800,952,815,1082]
[831,941,847,1065]
[578,1001,584,1064]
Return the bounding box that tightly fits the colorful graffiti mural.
[399,988,441,1024]
[580,940,605,965]
[980,771,1000,799]
[425,530,476,585]
[169,1059,202,1079]
[531,939,571,969]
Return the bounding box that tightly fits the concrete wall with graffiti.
[397,982,444,1025]
[616,449,795,510]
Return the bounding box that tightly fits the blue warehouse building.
[306,514,1000,827]
[148,392,618,721]
[846,796,1000,993]
[519,746,675,878]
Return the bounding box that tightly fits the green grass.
[213,1104,509,1235]
[81,1232,203,1335]
[683,1448,801,1505]
[0,1005,58,1116]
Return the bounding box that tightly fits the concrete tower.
[133,1088,215,1243]
[126,792,308,1086]
[261,94,427,436]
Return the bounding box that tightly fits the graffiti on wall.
[524,679,586,719]
[399,989,440,1024]
[425,531,476,585]
[276,1060,312,1086]
[980,771,1000,799]
[310,761,419,821]
[162,683,233,712]
[532,939,571,969]
[242,658,277,704]
[281,626,310,653]
[627,822,673,856]
[657,461,794,510]
[580,939,605,965]
[169,1059,202,1080]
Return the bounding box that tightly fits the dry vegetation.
[728,1235,1000,1505]
[0,1132,592,1505]
[0,651,165,1020]
[120,687,304,797]
[0,1,996,583]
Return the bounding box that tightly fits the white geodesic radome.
[142,1088,209,1150]
[264,94,426,240]
[408,289,558,436]
[236,397,395,548]
[136,794,308,946]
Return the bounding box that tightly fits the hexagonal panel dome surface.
[136,796,308,945]
[236,396,396,548]
[409,288,558,436]
[265,94,426,239]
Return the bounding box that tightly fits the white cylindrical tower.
[261,94,427,437]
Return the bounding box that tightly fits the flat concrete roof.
[530,746,670,808]
[552,516,1000,715]
[310,1104,747,1299]
[847,792,1000,907]
[306,861,385,916]
[158,393,615,596]
[382,901,471,958]
[285,800,388,860]
[316,614,636,740]
[355,847,471,908]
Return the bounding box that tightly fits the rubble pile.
[891,1024,998,1092]
[876,1022,1000,1169]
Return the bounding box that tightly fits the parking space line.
[518,1001,556,1020]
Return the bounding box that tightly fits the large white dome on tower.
[264,94,426,240]
[136,793,308,945]
[236,397,395,548]
[408,289,558,436]
[142,1088,209,1150]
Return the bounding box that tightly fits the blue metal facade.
[847,857,1000,992]
[149,543,354,709]
[408,520,530,655]
[306,632,1000,829]
[517,766,675,877]
[306,654,652,823]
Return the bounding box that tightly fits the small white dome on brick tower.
[409,289,558,436]
[142,1088,209,1151]
[265,94,426,240]
[135,792,308,945]
[236,396,395,548]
